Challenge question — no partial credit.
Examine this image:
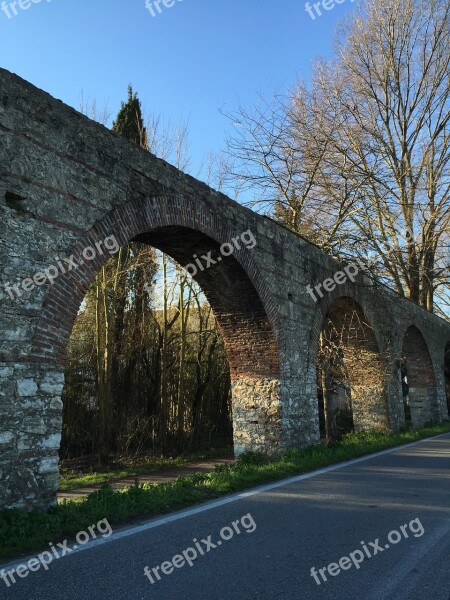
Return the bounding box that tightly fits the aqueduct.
[0,68,449,510]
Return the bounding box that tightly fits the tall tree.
[62,89,233,462]
[95,86,151,462]
[225,0,450,313]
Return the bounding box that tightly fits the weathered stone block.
[17,379,38,397]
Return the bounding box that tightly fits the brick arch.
[400,325,439,426]
[314,296,390,437]
[31,195,282,456]
[31,195,280,375]
[307,288,386,364]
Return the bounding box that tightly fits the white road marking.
[1,432,449,571]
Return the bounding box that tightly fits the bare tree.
[225,0,450,312]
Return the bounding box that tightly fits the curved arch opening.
[35,222,281,483]
[400,326,438,427]
[317,297,389,441]
[61,241,234,463]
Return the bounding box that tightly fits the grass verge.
[1,422,449,561]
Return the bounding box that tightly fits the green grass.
[58,448,234,491]
[1,422,449,561]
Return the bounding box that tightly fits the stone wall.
[0,68,449,510]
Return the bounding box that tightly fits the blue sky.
[0,0,359,185]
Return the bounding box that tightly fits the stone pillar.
[0,364,63,510]
[232,378,281,456]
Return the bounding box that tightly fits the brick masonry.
[0,68,449,510]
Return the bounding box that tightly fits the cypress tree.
[112,85,148,149]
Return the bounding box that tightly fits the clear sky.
[0,0,359,186]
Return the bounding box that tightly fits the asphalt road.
[2,433,450,600]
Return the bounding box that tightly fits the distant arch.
[316,296,389,440]
[400,326,439,426]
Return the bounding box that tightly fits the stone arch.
[32,197,280,374]
[315,296,389,439]
[400,325,439,426]
[31,195,282,479]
